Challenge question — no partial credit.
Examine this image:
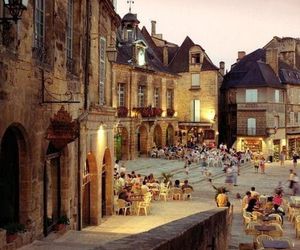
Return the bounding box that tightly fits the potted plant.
[117,106,128,118]
[3,223,26,243]
[54,215,70,232]
[167,108,175,117]
[155,107,163,117]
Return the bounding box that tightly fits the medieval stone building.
[112,14,221,160]
[0,0,118,248]
[220,37,300,160]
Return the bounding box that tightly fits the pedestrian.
[224,165,234,191]
[184,160,191,177]
[216,188,230,207]
[259,156,265,174]
[232,163,238,186]
[288,169,295,191]
[293,172,300,196]
[279,150,285,166]
[293,152,298,168]
[254,156,259,173]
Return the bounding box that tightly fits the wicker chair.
[117,199,132,216]
[256,234,273,249]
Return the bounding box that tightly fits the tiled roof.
[168,36,195,73]
[279,61,300,84]
[222,49,283,89]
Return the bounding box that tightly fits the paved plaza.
[21,158,300,250]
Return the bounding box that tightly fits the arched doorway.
[102,148,113,217]
[114,127,129,161]
[137,125,148,155]
[82,159,91,227]
[44,143,61,235]
[153,125,162,148]
[0,127,20,226]
[85,153,98,226]
[166,124,174,146]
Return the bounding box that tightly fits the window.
[245,89,258,102]
[191,100,200,122]
[290,112,295,125]
[191,74,200,87]
[127,29,133,42]
[138,85,146,107]
[295,112,298,124]
[99,37,106,105]
[118,83,125,107]
[247,118,256,135]
[66,0,73,60]
[167,89,174,109]
[137,47,145,66]
[274,116,279,128]
[274,90,279,103]
[34,0,45,48]
[191,53,200,64]
[153,88,160,108]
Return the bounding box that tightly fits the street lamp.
[1,0,28,23]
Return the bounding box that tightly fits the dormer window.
[191,53,200,64]
[127,29,133,42]
[137,47,145,66]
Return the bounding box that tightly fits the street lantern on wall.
[0,0,28,38]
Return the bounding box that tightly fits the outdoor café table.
[290,196,300,205]
[254,225,276,235]
[262,239,290,249]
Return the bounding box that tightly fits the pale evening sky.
[116,0,300,70]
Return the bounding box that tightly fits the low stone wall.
[100,208,230,250]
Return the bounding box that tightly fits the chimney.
[163,45,168,66]
[266,48,279,76]
[219,61,225,75]
[151,20,156,36]
[237,51,246,62]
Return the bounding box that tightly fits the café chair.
[267,223,283,237]
[252,211,264,221]
[182,187,193,200]
[268,213,283,224]
[295,218,300,238]
[256,234,273,249]
[172,187,183,200]
[245,221,260,236]
[276,237,294,248]
[117,199,132,216]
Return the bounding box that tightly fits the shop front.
[240,138,263,153]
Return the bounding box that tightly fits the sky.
[116,0,300,71]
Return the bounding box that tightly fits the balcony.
[133,106,162,118]
[237,128,266,136]
[117,106,128,118]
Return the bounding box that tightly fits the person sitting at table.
[268,204,285,223]
[118,186,132,204]
[174,179,181,188]
[264,196,274,213]
[181,180,193,191]
[273,190,283,206]
[242,191,252,209]
[216,188,230,207]
[246,198,258,213]
[148,173,155,183]
[141,180,150,195]
[250,186,260,197]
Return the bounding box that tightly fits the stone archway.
[137,125,148,155]
[153,124,163,148]
[166,124,175,146]
[85,153,98,225]
[102,148,113,217]
[0,124,30,227]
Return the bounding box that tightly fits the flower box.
[117,106,128,118]
[167,108,175,117]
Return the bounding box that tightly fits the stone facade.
[221,37,300,160]
[0,0,118,248]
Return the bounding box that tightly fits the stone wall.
[101,208,229,250]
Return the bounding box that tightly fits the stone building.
[112,14,221,160]
[112,13,179,160]
[0,0,118,247]
[220,37,300,160]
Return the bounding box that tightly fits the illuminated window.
[167,89,174,109]
[191,100,200,122]
[154,88,160,107]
